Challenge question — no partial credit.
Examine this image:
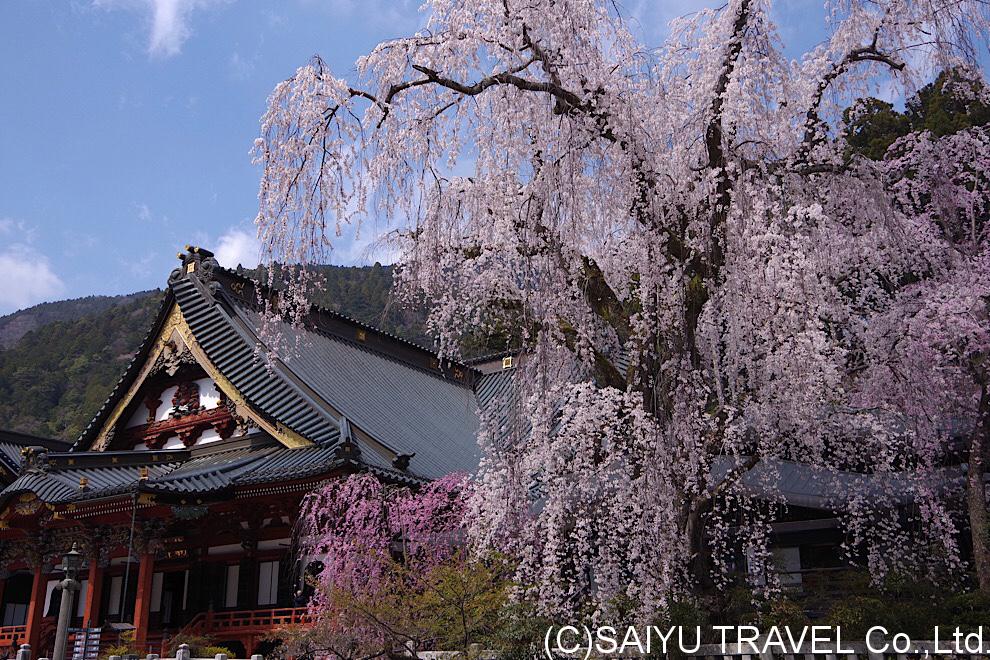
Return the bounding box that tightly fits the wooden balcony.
[159,606,311,654]
[0,625,26,648]
[183,607,310,636]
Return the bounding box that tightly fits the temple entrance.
[158,571,187,626]
[1,573,32,626]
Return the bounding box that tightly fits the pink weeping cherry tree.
[255,0,990,620]
[855,119,990,593]
[295,473,481,658]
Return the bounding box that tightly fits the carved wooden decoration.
[171,380,202,417]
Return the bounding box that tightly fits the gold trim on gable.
[91,302,312,451]
[175,313,312,449]
[92,305,186,450]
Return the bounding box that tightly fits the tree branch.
[795,30,906,164]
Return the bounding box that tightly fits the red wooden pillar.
[24,565,46,651]
[132,553,155,647]
[82,559,103,628]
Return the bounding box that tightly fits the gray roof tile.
[232,305,480,478]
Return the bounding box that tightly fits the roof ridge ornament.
[392,453,414,471]
[170,245,219,289]
[150,339,197,377]
[333,416,361,461]
[19,446,51,474]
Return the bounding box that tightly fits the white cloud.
[0,244,66,313]
[0,217,38,244]
[149,0,192,57]
[125,250,158,278]
[93,0,230,59]
[0,219,65,312]
[215,227,260,269]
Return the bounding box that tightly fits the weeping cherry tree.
[254,0,990,620]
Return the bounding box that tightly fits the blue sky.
[0,0,828,315]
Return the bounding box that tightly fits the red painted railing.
[0,626,26,648]
[201,607,310,635]
[162,606,310,651]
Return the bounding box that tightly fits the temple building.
[0,247,513,658]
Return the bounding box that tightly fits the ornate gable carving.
[89,301,312,451]
[171,380,202,418]
[150,339,198,377]
[18,447,51,474]
[120,381,242,449]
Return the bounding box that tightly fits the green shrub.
[944,591,990,632]
[825,596,888,638]
[665,598,711,631]
[166,635,225,657]
[760,598,810,630]
[102,630,138,660]
[488,601,553,660]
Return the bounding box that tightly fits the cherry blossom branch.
[795,29,906,165]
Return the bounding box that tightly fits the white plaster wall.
[163,435,186,450]
[197,377,221,409]
[195,427,222,446]
[154,385,180,421]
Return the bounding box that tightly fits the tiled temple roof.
[1,246,499,508]
[164,253,483,477]
[0,430,73,484]
[231,304,480,478]
[0,433,428,507]
[5,455,182,503]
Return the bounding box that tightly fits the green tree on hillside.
[844,68,990,160]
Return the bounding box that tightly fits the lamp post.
[52,543,83,660]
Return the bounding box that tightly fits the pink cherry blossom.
[260,0,990,618]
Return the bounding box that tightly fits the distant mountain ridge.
[0,291,157,349]
[0,264,429,440]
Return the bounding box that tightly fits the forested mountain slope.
[0,292,155,349]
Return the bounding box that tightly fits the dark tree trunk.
[684,499,713,590]
[968,382,990,595]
